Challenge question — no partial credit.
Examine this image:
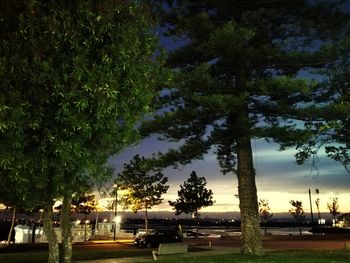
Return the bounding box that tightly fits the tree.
[315,189,321,222]
[169,171,214,237]
[0,170,37,246]
[116,155,169,233]
[294,57,350,174]
[143,0,349,255]
[0,1,164,262]
[5,206,16,246]
[55,192,98,243]
[259,199,273,236]
[327,197,340,224]
[289,200,305,235]
[71,194,98,243]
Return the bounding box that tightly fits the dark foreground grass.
[141,251,350,263]
[0,247,349,263]
[0,248,148,263]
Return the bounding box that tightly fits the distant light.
[114,216,122,224]
[103,219,107,223]
[85,220,90,224]
[318,218,326,225]
[75,219,81,225]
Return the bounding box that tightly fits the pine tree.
[295,57,350,172]
[169,171,214,237]
[144,0,349,255]
[116,155,169,233]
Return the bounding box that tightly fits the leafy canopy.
[0,0,165,209]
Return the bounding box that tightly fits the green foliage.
[143,0,349,254]
[116,155,169,213]
[293,49,350,171]
[0,0,163,208]
[169,171,214,218]
[0,1,164,260]
[55,192,98,215]
[143,0,349,168]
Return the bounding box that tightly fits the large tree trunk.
[195,211,199,239]
[60,183,73,263]
[6,206,16,246]
[236,107,262,255]
[42,202,59,263]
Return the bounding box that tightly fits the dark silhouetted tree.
[71,194,98,243]
[327,197,340,224]
[259,199,273,235]
[116,155,169,233]
[289,200,305,235]
[169,171,214,237]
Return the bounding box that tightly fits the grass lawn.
[0,246,349,263]
[140,251,350,263]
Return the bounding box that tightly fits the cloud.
[108,136,350,213]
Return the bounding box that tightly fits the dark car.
[133,229,183,248]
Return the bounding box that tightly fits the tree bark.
[42,203,59,263]
[195,210,199,239]
[236,107,263,255]
[60,182,73,263]
[6,206,16,246]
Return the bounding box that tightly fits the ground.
[1,234,350,263]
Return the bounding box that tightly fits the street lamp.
[114,215,122,234]
[113,184,118,241]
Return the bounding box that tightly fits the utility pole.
[308,189,314,234]
[315,188,322,234]
[113,184,118,241]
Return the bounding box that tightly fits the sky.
[107,136,350,215]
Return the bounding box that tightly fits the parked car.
[134,229,182,248]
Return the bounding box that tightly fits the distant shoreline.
[0,209,336,221]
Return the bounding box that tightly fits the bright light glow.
[85,220,90,224]
[114,215,122,224]
[75,219,81,225]
[103,218,107,223]
[318,218,326,225]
